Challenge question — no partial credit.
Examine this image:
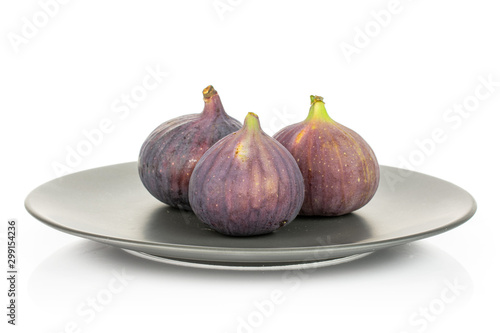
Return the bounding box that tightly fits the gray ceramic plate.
[25,162,476,268]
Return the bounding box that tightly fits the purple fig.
[138,85,242,210]
[273,95,379,216]
[188,112,305,236]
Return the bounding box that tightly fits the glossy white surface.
[1,0,499,332]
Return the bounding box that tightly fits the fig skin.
[138,85,242,210]
[273,96,379,216]
[189,112,305,236]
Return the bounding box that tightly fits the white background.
[1,0,499,332]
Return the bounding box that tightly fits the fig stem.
[306,95,334,123]
[243,112,261,131]
[310,95,324,104]
[203,85,217,100]
[202,85,228,118]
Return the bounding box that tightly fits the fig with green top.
[189,112,305,236]
[273,95,379,216]
[138,85,242,210]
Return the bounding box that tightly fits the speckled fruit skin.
[188,113,305,236]
[138,86,242,210]
[273,96,379,216]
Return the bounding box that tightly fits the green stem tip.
[243,112,261,131]
[310,95,324,105]
[306,95,334,123]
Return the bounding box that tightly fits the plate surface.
[25,162,476,265]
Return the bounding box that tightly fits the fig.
[273,95,379,216]
[138,85,242,210]
[188,112,305,236]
